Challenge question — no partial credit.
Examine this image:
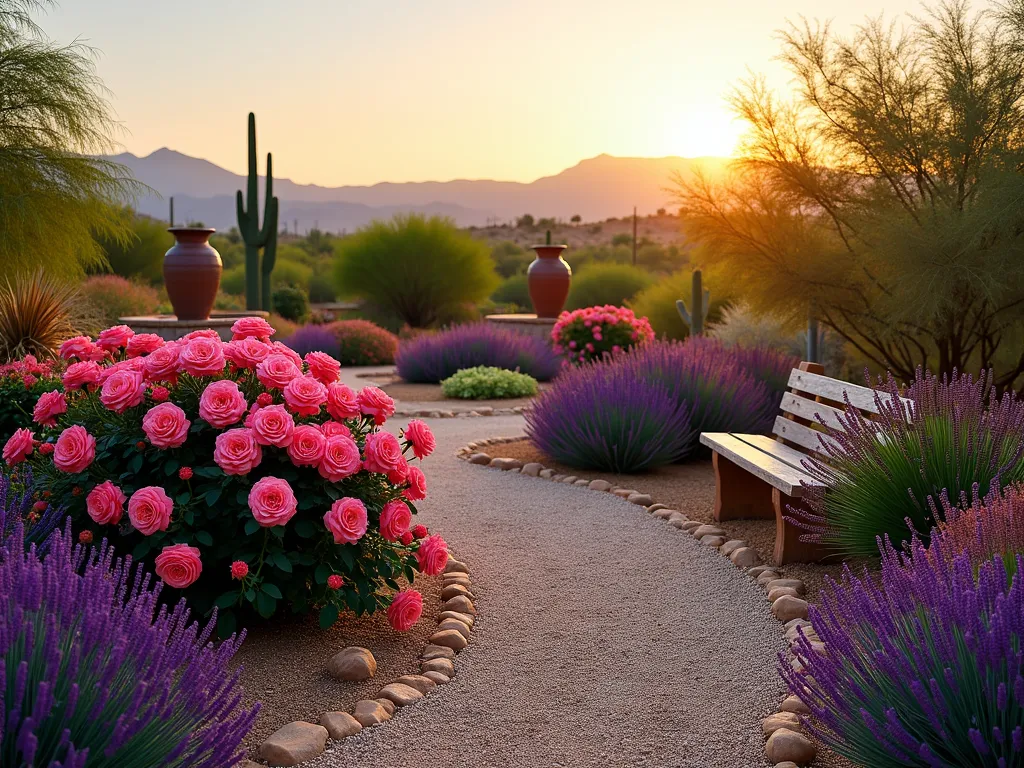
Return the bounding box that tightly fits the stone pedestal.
[485,314,556,343]
[120,311,271,342]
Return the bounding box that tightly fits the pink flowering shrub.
[0,355,63,437]
[551,305,655,365]
[2,319,444,636]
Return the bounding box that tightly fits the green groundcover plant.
[440,365,538,399]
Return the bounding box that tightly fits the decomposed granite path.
[308,410,786,768]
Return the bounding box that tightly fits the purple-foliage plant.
[0,524,259,768]
[281,324,341,358]
[1,468,63,555]
[524,358,692,473]
[782,532,1024,767]
[395,323,561,383]
[691,337,799,400]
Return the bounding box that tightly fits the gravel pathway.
[308,408,786,768]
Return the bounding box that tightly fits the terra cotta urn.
[527,243,571,317]
[163,227,222,321]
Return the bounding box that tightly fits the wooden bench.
[699,362,911,565]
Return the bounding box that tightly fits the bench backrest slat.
[785,369,911,415]
[778,392,846,430]
[773,415,838,455]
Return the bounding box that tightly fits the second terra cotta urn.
[163,227,222,321]
[527,244,571,318]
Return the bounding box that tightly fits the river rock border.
[244,557,478,768]
[457,438,819,768]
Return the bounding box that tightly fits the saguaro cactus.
[675,269,710,336]
[236,112,279,311]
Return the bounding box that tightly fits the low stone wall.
[121,311,270,342]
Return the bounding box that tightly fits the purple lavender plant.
[0,524,259,768]
[525,358,692,472]
[395,323,562,383]
[704,338,799,400]
[782,535,1024,768]
[1,468,63,555]
[281,324,341,358]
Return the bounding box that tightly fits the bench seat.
[699,432,821,497]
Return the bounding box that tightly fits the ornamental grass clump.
[792,369,1024,557]
[782,533,1024,768]
[524,357,693,473]
[440,366,538,400]
[0,524,258,768]
[395,323,561,383]
[551,304,654,364]
[1,318,445,636]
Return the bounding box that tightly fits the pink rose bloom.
[86,480,126,525]
[198,379,248,428]
[283,375,328,417]
[142,402,191,449]
[379,499,412,541]
[326,383,360,420]
[387,457,409,485]
[358,386,395,425]
[180,329,221,342]
[271,341,303,368]
[403,420,435,460]
[99,369,145,414]
[415,534,449,576]
[403,465,427,501]
[3,428,34,465]
[32,390,67,427]
[143,343,181,383]
[98,357,145,386]
[125,333,165,358]
[96,325,134,353]
[320,421,351,438]
[287,424,326,466]
[231,316,276,341]
[53,425,95,473]
[249,404,295,447]
[179,337,226,377]
[127,485,173,535]
[318,434,361,482]
[256,354,301,390]
[224,337,273,369]
[213,428,262,475]
[304,351,341,385]
[248,476,298,527]
[363,431,404,476]
[387,590,423,631]
[154,543,202,589]
[323,497,368,544]
[62,360,102,391]
[59,335,99,361]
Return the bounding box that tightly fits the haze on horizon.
[50,0,977,186]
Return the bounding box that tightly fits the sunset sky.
[49,0,964,186]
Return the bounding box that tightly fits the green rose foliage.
[0,357,63,437]
[440,366,538,400]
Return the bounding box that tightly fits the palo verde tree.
[0,0,139,277]
[675,0,1024,390]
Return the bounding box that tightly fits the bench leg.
[772,489,830,565]
[713,452,775,522]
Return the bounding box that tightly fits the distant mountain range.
[109,148,730,232]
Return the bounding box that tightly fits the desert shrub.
[492,274,531,309]
[221,265,246,296]
[0,356,63,437]
[267,313,299,338]
[395,323,561,383]
[930,487,1024,580]
[525,358,693,473]
[3,319,445,635]
[334,214,498,328]
[272,285,310,323]
[782,531,1024,768]
[282,325,341,358]
[309,266,337,303]
[100,211,175,284]
[80,274,161,326]
[271,257,314,291]
[565,263,653,310]
[329,320,398,366]
[441,366,538,400]
[1,468,65,554]
[791,370,1024,557]
[0,271,87,361]
[0,524,258,768]
[552,305,654,364]
[629,269,730,340]
[611,233,633,246]
[214,291,246,311]
[688,337,799,400]
[491,241,532,278]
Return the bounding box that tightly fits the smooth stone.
[443,559,469,574]
[378,682,423,707]
[421,643,457,660]
[767,578,807,595]
[327,646,376,681]
[627,492,654,506]
[320,711,362,739]
[440,584,472,601]
[438,610,474,626]
[680,520,703,532]
[561,475,578,484]
[259,721,329,766]
[769,586,801,602]
[441,576,472,589]
[588,479,612,491]
[763,711,802,736]
[720,539,748,556]
[757,571,782,586]
[657,508,680,519]
[765,728,817,764]
[394,674,437,694]
[785,625,819,644]
[429,628,469,651]
[775,763,800,768]
[374,697,397,715]
[669,513,690,528]
[352,700,391,727]
[488,457,523,470]
[421,657,456,676]
[700,534,727,547]
[730,547,762,568]
[748,565,775,577]
[647,503,669,512]
[539,468,556,479]
[772,595,810,623]
[551,474,566,481]
[784,618,812,631]
[442,595,476,615]
[423,670,451,685]
[573,479,590,487]
[779,695,812,715]
[521,462,543,477]
[437,617,472,639]
[612,488,637,499]
[467,453,491,465]
[692,524,726,538]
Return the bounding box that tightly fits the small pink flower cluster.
[0,354,61,389]
[551,304,655,364]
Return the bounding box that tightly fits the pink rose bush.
[3,320,442,634]
[552,304,655,364]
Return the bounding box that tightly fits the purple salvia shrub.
[929,485,1024,581]
[782,536,1024,768]
[525,358,692,472]
[791,369,1024,557]
[281,324,341,358]
[0,524,259,768]
[701,338,799,400]
[395,323,561,383]
[0,468,63,555]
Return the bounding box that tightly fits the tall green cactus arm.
[676,269,711,336]
[260,152,277,244]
